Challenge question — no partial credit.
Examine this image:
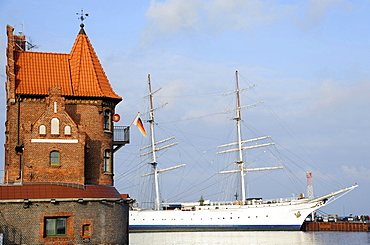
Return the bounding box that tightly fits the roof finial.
[76,9,88,34]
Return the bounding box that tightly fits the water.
[130,231,370,245]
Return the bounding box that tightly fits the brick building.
[0,24,131,244]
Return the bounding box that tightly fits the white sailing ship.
[129,72,357,232]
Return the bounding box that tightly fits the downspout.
[16,95,23,182]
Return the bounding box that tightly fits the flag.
[132,113,147,137]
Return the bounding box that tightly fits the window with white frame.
[39,125,46,135]
[51,118,59,135]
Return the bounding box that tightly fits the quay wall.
[302,222,370,232]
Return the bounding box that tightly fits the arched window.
[50,151,60,165]
[39,125,46,135]
[64,126,71,135]
[104,110,111,131]
[51,118,59,135]
[103,150,111,173]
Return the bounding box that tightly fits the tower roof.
[13,27,121,100]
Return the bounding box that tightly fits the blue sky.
[0,0,369,216]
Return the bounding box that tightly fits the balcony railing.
[113,126,130,152]
[113,126,130,143]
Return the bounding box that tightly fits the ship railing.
[208,197,303,206]
[159,196,305,209]
[260,197,303,204]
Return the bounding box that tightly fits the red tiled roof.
[14,31,121,100]
[15,52,72,95]
[0,184,123,200]
[69,34,121,99]
[120,193,130,199]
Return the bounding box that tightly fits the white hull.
[129,198,326,232]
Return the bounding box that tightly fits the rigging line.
[267,145,306,189]
[259,102,341,186]
[159,123,221,143]
[158,111,220,124]
[236,78,334,177]
[244,152,302,195]
[173,174,233,201]
[241,118,343,188]
[260,145,304,191]
[170,158,233,200]
[237,72,257,86]
[168,165,221,200]
[155,91,226,99]
[271,141,342,188]
[153,113,221,177]
[265,173,304,196]
[115,162,145,182]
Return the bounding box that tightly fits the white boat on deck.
[129,72,357,232]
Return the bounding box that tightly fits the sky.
[0,0,369,216]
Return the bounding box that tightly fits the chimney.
[6,25,26,51]
[14,35,26,51]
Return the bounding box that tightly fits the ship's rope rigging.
[115,73,345,207]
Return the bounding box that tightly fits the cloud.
[158,79,192,110]
[143,0,289,41]
[143,0,353,41]
[205,0,286,33]
[297,0,351,31]
[144,0,203,40]
[307,79,370,116]
[341,165,370,184]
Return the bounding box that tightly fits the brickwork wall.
[4,25,119,187]
[65,100,115,186]
[4,98,47,182]
[0,200,129,244]
[4,96,116,186]
[3,26,128,245]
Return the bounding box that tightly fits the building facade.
[0,24,130,244]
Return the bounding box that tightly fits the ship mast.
[140,74,184,211]
[235,71,246,202]
[217,71,281,204]
[147,74,160,210]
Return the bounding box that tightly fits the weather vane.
[76,9,89,25]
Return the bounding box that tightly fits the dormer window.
[51,118,59,135]
[39,125,46,135]
[64,126,71,135]
[104,110,111,131]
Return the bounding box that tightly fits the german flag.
[133,113,147,137]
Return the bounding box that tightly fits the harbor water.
[130,231,370,245]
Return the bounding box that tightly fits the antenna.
[76,9,89,24]
[27,37,39,50]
